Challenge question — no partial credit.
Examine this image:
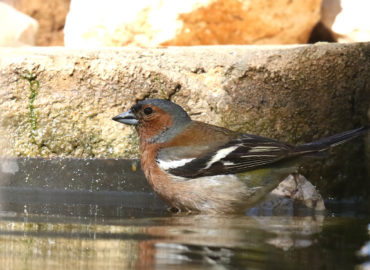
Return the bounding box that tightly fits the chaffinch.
[113,99,368,214]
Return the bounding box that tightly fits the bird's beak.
[112,109,138,125]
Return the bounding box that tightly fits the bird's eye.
[143,107,153,115]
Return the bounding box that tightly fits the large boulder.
[321,0,370,43]
[12,0,71,46]
[64,0,321,47]
[0,2,38,46]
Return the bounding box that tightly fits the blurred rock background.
[0,0,69,46]
[0,0,369,47]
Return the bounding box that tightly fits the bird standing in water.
[113,99,368,214]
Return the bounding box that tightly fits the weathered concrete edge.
[0,43,369,160]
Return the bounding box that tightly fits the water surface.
[0,158,368,270]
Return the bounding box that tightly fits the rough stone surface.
[64,0,321,47]
[0,2,38,46]
[0,43,369,157]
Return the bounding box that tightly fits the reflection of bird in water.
[135,215,324,269]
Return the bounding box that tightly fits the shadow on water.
[0,158,369,270]
[0,158,167,217]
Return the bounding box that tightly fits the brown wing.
[156,121,296,178]
[163,134,296,178]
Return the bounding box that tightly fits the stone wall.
[0,43,369,158]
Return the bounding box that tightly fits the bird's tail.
[295,126,369,154]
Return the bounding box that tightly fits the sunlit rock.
[321,0,370,42]
[10,0,70,46]
[0,2,38,46]
[64,0,321,47]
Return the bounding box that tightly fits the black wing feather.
[163,127,368,179]
[167,134,295,178]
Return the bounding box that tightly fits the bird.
[112,99,369,214]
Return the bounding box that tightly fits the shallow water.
[0,214,369,270]
[0,158,369,270]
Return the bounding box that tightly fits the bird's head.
[113,99,191,143]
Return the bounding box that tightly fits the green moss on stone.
[20,71,40,140]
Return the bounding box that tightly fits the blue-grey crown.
[138,99,191,122]
[138,99,191,143]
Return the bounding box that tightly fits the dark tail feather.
[296,126,369,154]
